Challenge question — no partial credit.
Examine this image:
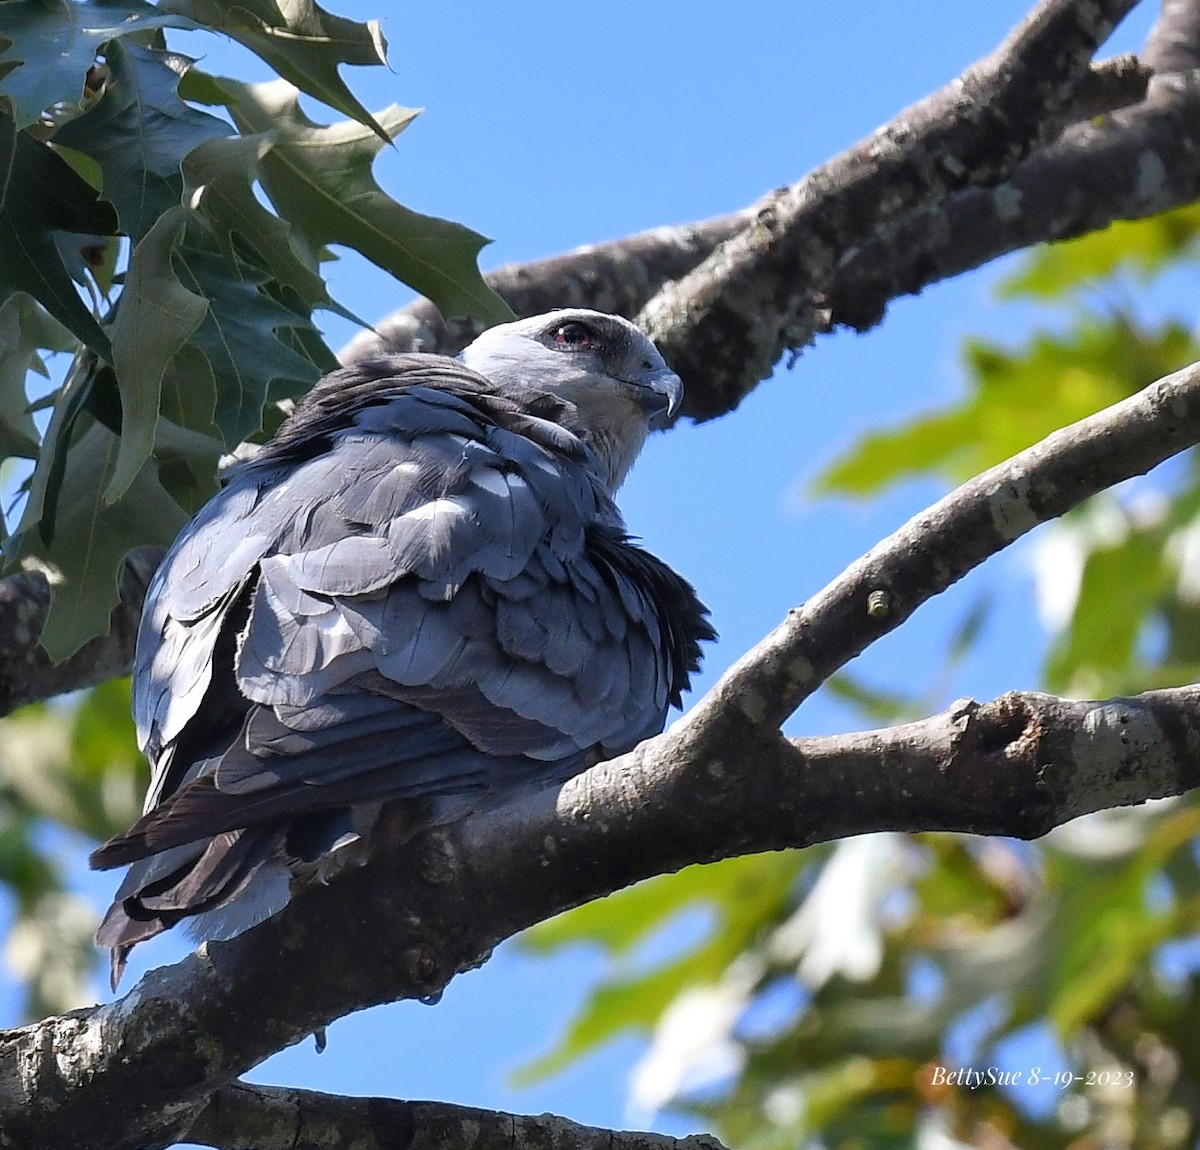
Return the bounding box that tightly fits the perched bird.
[91,309,714,984]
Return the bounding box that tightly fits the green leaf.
[0,0,192,128]
[52,229,114,297]
[1044,504,1171,695]
[812,318,1197,497]
[0,672,149,1018]
[0,293,72,459]
[0,109,116,358]
[946,593,991,662]
[160,0,387,135]
[54,41,229,242]
[16,349,96,548]
[14,416,185,660]
[172,233,322,444]
[105,205,208,502]
[4,890,100,1019]
[822,672,923,725]
[998,202,1200,302]
[220,78,513,325]
[181,132,327,306]
[158,339,218,438]
[17,220,313,554]
[517,853,804,1082]
[0,678,144,840]
[1042,803,1200,1031]
[0,802,55,905]
[153,342,224,511]
[913,835,1014,924]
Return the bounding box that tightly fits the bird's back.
[92,353,712,983]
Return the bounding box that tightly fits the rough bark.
[346,55,1200,422]
[700,357,1200,735]
[636,0,1142,415]
[344,7,1200,419]
[0,548,159,718]
[186,1082,729,1150]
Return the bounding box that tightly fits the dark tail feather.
[95,827,279,988]
[90,777,257,870]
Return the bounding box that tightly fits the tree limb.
[345,0,1163,424]
[6,3,1200,1143]
[636,0,1140,415]
[6,673,1200,1150]
[827,68,1200,335]
[6,340,1200,1150]
[1144,0,1200,69]
[696,356,1200,738]
[1070,52,1153,117]
[338,211,752,375]
[184,1080,728,1150]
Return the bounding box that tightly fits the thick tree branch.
[346,4,1200,420]
[7,349,1200,1150]
[1145,0,1200,68]
[787,688,1200,837]
[828,69,1200,334]
[636,0,1139,415]
[7,4,1200,1145]
[1070,52,1153,116]
[185,1081,728,1150]
[339,212,752,373]
[695,357,1200,739]
[7,673,1200,1150]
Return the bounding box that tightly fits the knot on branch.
[398,943,446,1000]
[414,831,458,886]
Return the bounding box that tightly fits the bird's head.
[459,309,683,489]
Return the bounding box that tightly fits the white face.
[459,310,683,490]
[460,310,683,426]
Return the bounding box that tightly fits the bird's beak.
[631,368,684,428]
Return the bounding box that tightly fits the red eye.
[553,321,595,349]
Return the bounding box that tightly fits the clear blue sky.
[0,0,1161,1141]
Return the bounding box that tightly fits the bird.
[91,308,714,986]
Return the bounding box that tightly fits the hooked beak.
[631,368,684,429]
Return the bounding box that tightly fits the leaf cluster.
[0,0,510,1019]
[0,0,511,662]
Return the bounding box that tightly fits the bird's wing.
[108,357,709,867]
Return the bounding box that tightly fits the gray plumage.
[91,310,713,984]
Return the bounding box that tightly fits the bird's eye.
[553,321,596,350]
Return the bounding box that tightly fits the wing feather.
[95,353,713,973]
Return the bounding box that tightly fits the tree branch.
[6,3,1200,1142]
[347,2,1199,421]
[696,356,1200,739]
[1144,0,1200,69]
[1069,52,1153,117]
[184,1081,728,1150]
[7,671,1200,1150]
[827,68,1200,334]
[338,212,752,374]
[636,0,1140,415]
[7,347,1200,1149]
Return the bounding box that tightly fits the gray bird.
[91,309,714,984]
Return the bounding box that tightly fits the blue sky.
[0,0,1165,1141]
